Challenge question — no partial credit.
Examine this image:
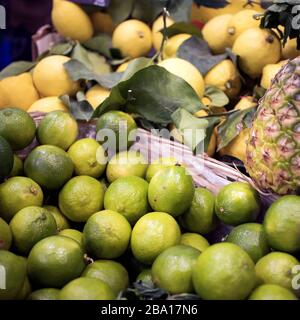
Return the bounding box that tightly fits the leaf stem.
[153,7,170,62]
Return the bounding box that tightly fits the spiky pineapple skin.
[246,57,300,195]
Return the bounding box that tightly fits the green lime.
[263,195,300,253]
[16,276,31,300]
[59,229,83,246]
[28,235,86,288]
[68,138,107,178]
[0,217,12,250]
[0,176,43,222]
[180,233,210,253]
[28,288,60,300]
[104,176,149,225]
[136,269,153,286]
[0,135,13,179]
[0,108,36,150]
[179,187,217,234]
[24,145,74,190]
[96,111,137,152]
[226,223,269,263]
[83,260,129,295]
[37,111,78,150]
[59,176,105,222]
[249,284,298,300]
[106,151,148,183]
[9,155,23,177]
[83,210,132,259]
[44,205,70,232]
[131,212,181,265]
[0,250,27,300]
[152,245,200,294]
[215,182,261,226]
[148,166,195,217]
[145,157,179,182]
[59,277,115,300]
[192,243,256,300]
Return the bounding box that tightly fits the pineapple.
[246,57,300,195]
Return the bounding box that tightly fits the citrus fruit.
[0,72,39,111]
[59,229,83,246]
[192,243,256,300]
[24,145,74,190]
[179,187,217,234]
[52,0,93,42]
[86,85,110,109]
[0,250,27,300]
[10,206,57,255]
[112,19,152,58]
[145,157,178,182]
[90,11,115,34]
[96,110,137,152]
[59,277,115,300]
[106,151,148,183]
[104,176,149,225]
[116,61,130,73]
[59,176,105,222]
[152,245,200,294]
[83,210,132,259]
[232,28,281,78]
[37,111,78,150]
[9,155,23,177]
[68,138,107,178]
[263,195,300,253]
[0,135,13,179]
[202,14,232,54]
[152,15,174,51]
[83,260,129,295]
[180,233,210,253]
[27,96,68,113]
[0,108,36,150]
[32,55,80,97]
[136,269,153,286]
[28,235,86,288]
[226,223,269,263]
[255,252,300,293]
[0,217,12,250]
[148,166,195,217]
[282,38,300,59]
[249,284,298,300]
[28,288,60,300]
[16,276,32,300]
[260,60,287,89]
[163,34,191,59]
[158,58,205,98]
[131,212,181,265]
[44,205,70,232]
[0,176,43,222]
[215,182,261,226]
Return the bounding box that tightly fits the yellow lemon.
[90,11,115,34]
[116,61,130,73]
[86,85,110,109]
[27,96,68,113]
[152,15,175,52]
[260,60,288,89]
[163,34,191,59]
[282,38,300,59]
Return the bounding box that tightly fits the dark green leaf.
[131,0,166,23]
[0,61,36,80]
[168,0,193,22]
[205,85,229,107]
[121,57,153,81]
[193,0,229,8]
[83,34,112,58]
[162,22,202,38]
[107,0,134,24]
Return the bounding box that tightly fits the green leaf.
[204,85,229,107]
[82,34,112,58]
[86,51,111,74]
[121,57,154,81]
[49,41,74,56]
[71,43,93,69]
[168,0,193,22]
[162,22,202,38]
[131,0,166,23]
[107,0,134,24]
[0,61,36,80]
[60,95,94,122]
[93,65,203,125]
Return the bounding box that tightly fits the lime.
[179,187,217,234]
[59,277,115,300]
[255,252,300,293]
[263,195,300,253]
[0,250,27,300]
[148,166,195,217]
[0,177,43,222]
[0,217,12,250]
[83,210,132,259]
[44,205,70,232]
[106,151,148,183]
[180,233,210,253]
[28,288,60,300]
[0,108,36,150]
[152,245,200,294]
[145,157,179,182]
[68,138,107,178]
[226,223,269,263]
[104,176,149,225]
[249,284,298,300]
[215,182,261,226]
[24,145,74,190]
[37,111,78,150]
[59,229,83,246]
[83,260,129,295]
[136,269,153,286]
[9,155,23,177]
[192,243,256,300]
[96,111,137,152]
[131,212,181,265]
[16,276,31,300]
[0,135,13,179]
[27,235,86,288]
[59,176,105,222]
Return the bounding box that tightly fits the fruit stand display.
[0,0,300,301]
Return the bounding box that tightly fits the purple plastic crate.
[70,0,110,7]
